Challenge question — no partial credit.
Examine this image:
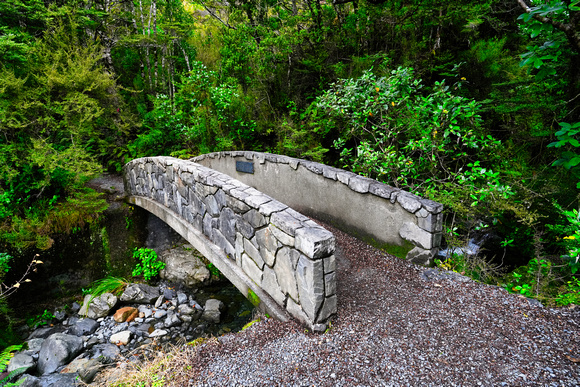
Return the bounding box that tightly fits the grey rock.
[69,318,99,336]
[348,175,372,193]
[53,310,66,322]
[399,221,436,250]
[274,248,300,300]
[243,209,267,228]
[154,295,164,308]
[241,253,263,284]
[201,299,224,324]
[79,293,117,319]
[120,284,160,304]
[164,314,181,328]
[36,372,78,387]
[70,302,81,314]
[159,245,210,287]
[149,329,168,338]
[25,338,44,354]
[244,238,264,269]
[397,192,422,213]
[163,288,176,300]
[110,330,132,345]
[28,327,60,340]
[406,246,437,266]
[78,358,101,384]
[16,374,40,387]
[37,333,83,375]
[8,353,35,374]
[271,210,303,236]
[296,255,325,322]
[295,227,335,259]
[317,295,337,322]
[89,344,120,364]
[177,292,188,305]
[153,310,167,319]
[261,266,286,305]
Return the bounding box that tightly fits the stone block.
[399,221,435,250]
[324,272,337,296]
[322,166,338,180]
[397,192,422,213]
[348,175,371,193]
[215,189,227,210]
[235,232,243,266]
[260,200,288,216]
[316,295,337,323]
[296,256,325,322]
[421,198,444,214]
[302,161,323,175]
[417,211,443,233]
[406,246,437,266]
[227,195,251,213]
[206,194,220,216]
[255,227,279,253]
[242,253,263,284]
[286,297,309,325]
[213,229,235,259]
[219,207,237,245]
[244,238,265,269]
[203,213,214,239]
[295,227,335,259]
[245,194,271,208]
[270,225,295,247]
[243,209,267,228]
[271,210,303,236]
[236,218,255,239]
[274,247,300,300]
[261,266,286,305]
[323,255,336,274]
[336,171,351,186]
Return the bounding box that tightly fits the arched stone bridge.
[123,152,443,331]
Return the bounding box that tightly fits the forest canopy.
[1,0,580,307]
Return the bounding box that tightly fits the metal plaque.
[236,161,254,174]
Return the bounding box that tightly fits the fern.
[0,345,26,387]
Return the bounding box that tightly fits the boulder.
[159,245,210,287]
[8,353,35,374]
[113,307,138,323]
[36,373,78,386]
[68,318,99,336]
[78,358,101,384]
[201,299,224,324]
[15,374,40,387]
[88,344,120,364]
[37,333,83,375]
[79,293,118,319]
[120,284,159,304]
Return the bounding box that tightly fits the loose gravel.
[101,223,580,386]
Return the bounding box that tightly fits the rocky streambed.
[4,246,255,387]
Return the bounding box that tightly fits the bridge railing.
[193,151,443,265]
[124,157,336,331]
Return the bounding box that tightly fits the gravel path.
[104,222,580,386]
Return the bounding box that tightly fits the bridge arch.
[123,157,336,331]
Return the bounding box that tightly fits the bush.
[132,248,165,281]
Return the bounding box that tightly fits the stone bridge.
[123,152,443,331]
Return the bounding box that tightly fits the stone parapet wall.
[123,157,336,331]
[192,151,443,265]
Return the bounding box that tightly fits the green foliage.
[132,248,165,281]
[548,122,580,186]
[207,263,221,278]
[85,276,129,299]
[558,207,580,274]
[247,288,261,307]
[555,277,580,306]
[0,344,26,387]
[26,310,55,330]
[130,61,256,157]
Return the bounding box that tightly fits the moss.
[241,318,260,331]
[247,288,261,307]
